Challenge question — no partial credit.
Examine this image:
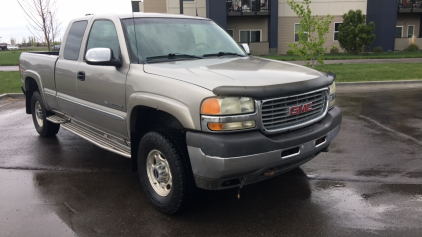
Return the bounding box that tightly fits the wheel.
[31,91,60,137]
[137,129,195,214]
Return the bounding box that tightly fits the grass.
[314,63,422,82]
[0,72,22,94]
[262,51,422,61]
[0,48,48,66]
[0,63,421,94]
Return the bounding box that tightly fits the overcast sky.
[0,0,133,44]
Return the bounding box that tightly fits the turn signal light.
[208,121,256,131]
[202,98,220,114]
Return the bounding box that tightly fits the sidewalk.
[286,58,422,65]
[0,66,19,71]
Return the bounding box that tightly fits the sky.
[0,0,133,44]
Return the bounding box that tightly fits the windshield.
[121,17,246,63]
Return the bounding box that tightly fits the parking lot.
[1,85,422,236]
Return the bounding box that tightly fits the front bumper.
[186,106,342,190]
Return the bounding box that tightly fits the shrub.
[405,44,419,52]
[373,46,383,53]
[338,10,376,55]
[387,49,393,53]
[330,46,339,53]
[286,50,295,55]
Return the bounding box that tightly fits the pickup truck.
[20,13,341,214]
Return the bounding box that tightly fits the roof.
[69,12,210,22]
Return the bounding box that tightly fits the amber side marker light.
[202,98,220,115]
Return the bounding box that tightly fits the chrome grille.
[261,89,329,132]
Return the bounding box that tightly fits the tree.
[286,0,333,68]
[10,37,16,45]
[17,0,61,51]
[338,10,375,55]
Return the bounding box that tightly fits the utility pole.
[179,0,183,14]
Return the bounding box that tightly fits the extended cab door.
[76,19,129,138]
[55,20,88,118]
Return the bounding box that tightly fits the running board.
[46,115,70,124]
[62,122,131,158]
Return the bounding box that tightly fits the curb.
[0,93,24,101]
[337,79,422,87]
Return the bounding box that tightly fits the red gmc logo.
[290,102,313,116]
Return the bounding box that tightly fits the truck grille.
[261,89,329,132]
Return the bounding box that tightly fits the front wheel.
[31,91,60,137]
[137,129,195,214]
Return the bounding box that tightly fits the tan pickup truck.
[20,13,341,214]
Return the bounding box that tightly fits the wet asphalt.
[1,87,422,237]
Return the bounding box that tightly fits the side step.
[62,122,131,158]
[46,115,70,124]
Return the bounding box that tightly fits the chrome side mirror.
[85,48,122,67]
[241,43,251,55]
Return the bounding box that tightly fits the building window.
[395,26,403,38]
[239,30,261,43]
[334,23,342,41]
[408,25,415,38]
[226,29,234,38]
[294,24,308,42]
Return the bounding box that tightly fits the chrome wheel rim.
[35,101,44,127]
[146,149,172,197]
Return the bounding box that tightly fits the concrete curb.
[0,93,24,101]
[337,79,422,87]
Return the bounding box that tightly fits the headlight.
[329,82,336,109]
[201,97,255,115]
[201,97,257,131]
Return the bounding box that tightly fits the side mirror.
[85,48,122,67]
[241,43,251,55]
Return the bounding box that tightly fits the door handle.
[77,71,85,81]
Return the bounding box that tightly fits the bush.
[330,46,339,53]
[286,50,295,55]
[387,49,393,53]
[338,10,375,55]
[405,43,419,52]
[373,46,383,53]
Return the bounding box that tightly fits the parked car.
[7,44,19,50]
[19,13,341,214]
[51,45,61,51]
[0,43,7,50]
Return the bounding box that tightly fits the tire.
[31,91,60,137]
[137,129,196,214]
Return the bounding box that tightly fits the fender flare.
[22,70,52,111]
[126,92,196,135]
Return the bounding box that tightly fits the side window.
[64,21,88,60]
[86,20,121,59]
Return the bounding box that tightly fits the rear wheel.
[137,129,195,214]
[31,91,60,137]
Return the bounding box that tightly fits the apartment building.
[132,0,422,54]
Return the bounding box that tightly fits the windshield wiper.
[203,52,245,57]
[146,53,204,61]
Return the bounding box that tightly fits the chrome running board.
[46,115,70,124]
[61,122,131,158]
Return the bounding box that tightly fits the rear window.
[64,21,88,60]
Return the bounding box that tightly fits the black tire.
[31,91,60,137]
[137,129,196,214]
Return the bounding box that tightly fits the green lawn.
[0,72,21,94]
[0,48,48,66]
[315,63,422,82]
[262,51,422,61]
[1,63,421,94]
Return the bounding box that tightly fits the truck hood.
[143,57,331,99]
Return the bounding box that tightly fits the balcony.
[398,0,422,13]
[226,0,270,16]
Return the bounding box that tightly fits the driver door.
[76,19,129,138]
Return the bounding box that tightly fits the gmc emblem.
[290,102,313,116]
